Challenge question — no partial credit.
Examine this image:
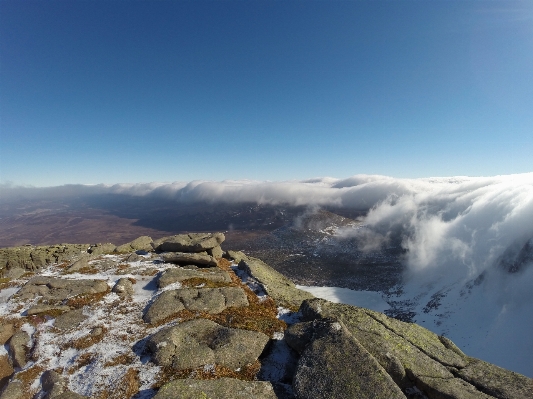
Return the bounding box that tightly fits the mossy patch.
[153,360,261,390]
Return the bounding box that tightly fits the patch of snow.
[277,307,302,325]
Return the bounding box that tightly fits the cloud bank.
[3,173,533,281]
[4,174,533,374]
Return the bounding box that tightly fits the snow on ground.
[296,285,390,313]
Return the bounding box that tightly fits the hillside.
[0,233,531,399]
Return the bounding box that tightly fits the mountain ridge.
[0,233,531,398]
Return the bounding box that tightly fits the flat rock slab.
[292,320,406,399]
[456,359,533,399]
[300,298,527,399]
[158,267,231,288]
[160,252,218,267]
[143,287,249,324]
[155,233,225,253]
[16,277,108,303]
[114,236,153,253]
[8,331,30,369]
[147,319,270,370]
[54,309,88,330]
[153,378,277,399]
[26,304,71,316]
[238,257,314,309]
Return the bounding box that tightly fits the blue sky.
[1,0,532,187]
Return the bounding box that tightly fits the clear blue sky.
[1,0,532,187]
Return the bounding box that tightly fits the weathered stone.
[112,278,134,296]
[299,298,526,399]
[226,250,248,264]
[160,252,218,267]
[0,356,13,387]
[114,236,153,253]
[158,267,231,288]
[142,290,185,324]
[153,378,277,399]
[293,320,406,399]
[143,287,248,324]
[16,277,108,303]
[54,309,87,331]
[208,245,224,259]
[52,392,87,399]
[26,305,71,316]
[456,358,533,399]
[0,324,14,345]
[66,257,88,273]
[8,331,30,369]
[41,370,63,392]
[87,243,115,256]
[0,380,23,399]
[0,244,89,273]
[155,232,225,253]
[146,319,269,370]
[238,257,314,309]
[1,269,24,279]
[368,309,467,368]
[125,253,142,262]
[414,374,493,399]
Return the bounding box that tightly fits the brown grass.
[69,353,94,373]
[95,367,140,399]
[65,290,109,309]
[103,353,136,367]
[151,259,286,336]
[16,364,44,397]
[67,266,99,275]
[65,327,107,350]
[153,360,261,389]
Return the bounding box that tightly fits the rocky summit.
[0,233,531,399]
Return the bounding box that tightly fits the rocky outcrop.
[16,276,108,303]
[236,255,314,309]
[143,287,249,324]
[157,266,231,288]
[146,318,270,370]
[297,298,532,399]
[289,319,406,399]
[153,233,225,253]
[0,233,530,399]
[153,378,277,399]
[114,235,153,253]
[160,252,218,267]
[0,244,89,274]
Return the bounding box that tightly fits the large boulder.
[0,244,89,273]
[153,378,277,399]
[300,298,532,399]
[53,309,87,331]
[8,331,30,369]
[290,319,406,399]
[154,233,225,253]
[111,278,134,296]
[87,243,116,256]
[146,319,269,370]
[16,277,108,303]
[158,266,231,288]
[114,236,153,253]
[143,287,248,324]
[238,257,314,309]
[160,252,218,267]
